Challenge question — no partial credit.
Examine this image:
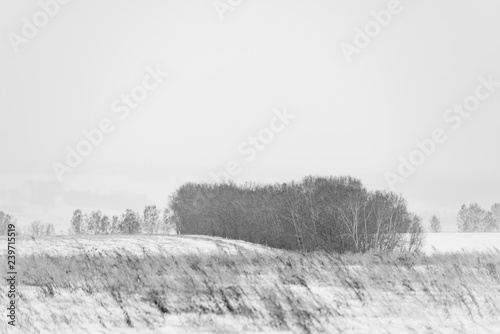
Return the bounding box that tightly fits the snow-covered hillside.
[12,234,276,257]
[1,235,499,334]
[13,232,500,257]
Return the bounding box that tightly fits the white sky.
[1,0,499,232]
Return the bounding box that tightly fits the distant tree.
[457,204,471,232]
[118,209,141,234]
[45,223,56,236]
[0,211,16,235]
[87,211,100,234]
[81,213,89,234]
[0,212,6,235]
[27,221,55,236]
[143,205,161,234]
[484,212,496,232]
[457,204,490,232]
[429,215,442,233]
[489,203,500,232]
[100,215,110,234]
[162,207,176,234]
[110,216,119,234]
[29,221,43,236]
[70,209,84,234]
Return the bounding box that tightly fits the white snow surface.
[422,233,500,254]
[12,233,500,257]
[1,233,499,333]
[12,234,277,257]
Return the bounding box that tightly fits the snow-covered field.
[12,233,500,257]
[11,234,277,257]
[1,234,499,334]
[422,233,500,254]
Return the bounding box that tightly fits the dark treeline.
[169,176,424,253]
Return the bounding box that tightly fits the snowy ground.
[12,233,500,257]
[1,234,499,334]
[422,233,500,254]
[11,234,276,257]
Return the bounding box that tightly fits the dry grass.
[1,236,500,333]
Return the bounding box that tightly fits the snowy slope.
[1,234,499,334]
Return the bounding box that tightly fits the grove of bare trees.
[169,176,424,253]
[28,221,56,236]
[457,203,500,232]
[69,206,173,235]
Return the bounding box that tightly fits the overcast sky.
[1,0,499,232]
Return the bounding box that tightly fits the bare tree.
[458,204,490,232]
[110,216,119,234]
[29,221,43,236]
[0,212,16,235]
[429,215,442,233]
[143,205,161,234]
[45,223,55,236]
[100,215,110,234]
[70,209,84,234]
[407,214,424,252]
[491,203,500,232]
[118,209,142,234]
